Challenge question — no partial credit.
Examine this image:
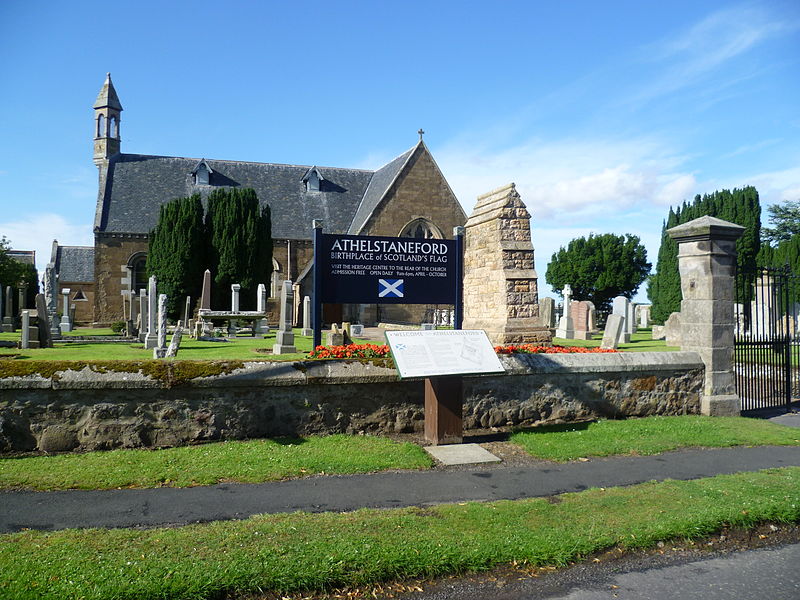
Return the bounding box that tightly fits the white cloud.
[0,214,93,275]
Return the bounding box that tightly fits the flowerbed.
[308,342,616,360]
[494,344,618,354]
[308,343,391,359]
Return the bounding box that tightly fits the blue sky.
[1,0,798,301]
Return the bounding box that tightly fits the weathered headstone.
[638,304,651,328]
[139,290,148,343]
[35,293,53,348]
[144,276,158,349]
[586,301,597,333]
[257,283,267,314]
[539,297,555,328]
[157,294,168,349]
[44,263,60,338]
[301,295,312,336]
[183,296,192,328]
[200,269,212,311]
[600,314,624,350]
[272,280,296,354]
[165,320,184,358]
[350,324,364,337]
[1,286,14,332]
[462,183,551,344]
[18,285,27,311]
[555,284,575,339]
[326,323,345,346]
[231,284,241,313]
[20,310,30,349]
[612,296,631,344]
[664,311,682,347]
[60,288,72,332]
[627,301,637,335]
[570,300,592,340]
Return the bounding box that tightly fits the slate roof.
[95,148,418,240]
[7,250,35,266]
[54,246,95,283]
[348,145,416,234]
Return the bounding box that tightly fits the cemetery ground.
[1,327,798,599]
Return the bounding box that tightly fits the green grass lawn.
[553,327,679,352]
[0,328,362,361]
[0,435,432,491]
[511,415,800,461]
[1,468,798,599]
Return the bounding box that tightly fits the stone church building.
[88,74,466,325]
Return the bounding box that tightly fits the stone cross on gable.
[418,128,424,140]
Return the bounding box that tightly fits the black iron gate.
[734,265,798,412]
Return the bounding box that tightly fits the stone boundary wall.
[0,353,704,453]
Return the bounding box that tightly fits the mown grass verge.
[0,435,432,491]
[510,415,800,461]
[1,468,798,599]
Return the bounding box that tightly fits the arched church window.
[110,117,118,139]
[399,218,441,239]
[130,255,148,293]
[97,115,105,138]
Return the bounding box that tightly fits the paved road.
[395,542,800,599]
[3,445,800,533]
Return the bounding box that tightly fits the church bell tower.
[93,73,123,166]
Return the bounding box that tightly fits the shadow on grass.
[512,421,595,435]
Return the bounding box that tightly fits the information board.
[317,233,457,304]
[385,330,505,379]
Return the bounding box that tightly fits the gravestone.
[231,284,241,313]
[35,293,53,348]
[627,301,637,335]
[600,314,624,350]
[60,288,72,332]
[20,310,30,349]
[462,183,551,344]
[350,324,364,337]
[183,296,192,328]
[200,269,212,310]
[272,280,296,354]
[18,285,27,311]
[144,276,158,349]
[638,304,651,328]
[165,320,184,358]
[612,296,631,344]
[301,296,312,336]
[157,294,168,349]
[138,290,148,343]
[2,286,14,332]
[326,323,345,346]
[555,284,575,338]
[586,301,597,333]
[570,300,592,340]
[44,263,60,338]
[664,311,682,347]
[257,284,267,314]
[539,297,555,328]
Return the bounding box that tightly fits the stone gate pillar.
[667,216,744,416]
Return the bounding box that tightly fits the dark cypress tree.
[648,186,761,323]
[205,188,272,311]
[146,194,205,318]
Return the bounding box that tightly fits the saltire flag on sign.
[379,278,404,298]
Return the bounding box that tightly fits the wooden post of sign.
[424,375,463,445]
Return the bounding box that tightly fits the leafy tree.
[762,200,800,245]
[146,195,206,318]
[0,236,40,312]
[648,187,761,323]
[205,188,272,311]
[545,233,651,312]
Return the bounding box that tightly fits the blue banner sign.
[318,233,457,304]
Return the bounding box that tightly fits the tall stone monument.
[1,286,13,332]
[200,269,212,311]
[667,216,744,416]
[60,288,72,332]
[44,263,60,338]
[612,296,631,344]
[272,280,297,354]
[144,276,159,350]
[555,285,575,339]
[462,183,551,344]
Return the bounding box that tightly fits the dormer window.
[303,167,323,192]
[191,159,214,186]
